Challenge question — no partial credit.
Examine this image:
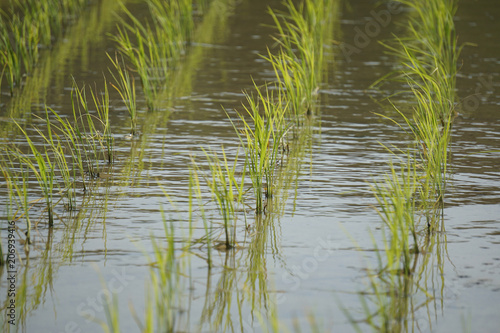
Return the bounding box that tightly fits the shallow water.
[1,0,500,332]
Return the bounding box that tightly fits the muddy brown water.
[1,0,499,332]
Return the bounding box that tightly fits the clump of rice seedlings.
[69,79,114,178]
[111,0,195,111]
[390,81,453,225]
[13,116,59,227]
[107,53,138,137]
[192,146,246,250]
[371,156,419,276]
[230,83,289,214]
[47,86,110,209]
[264,48,311,120]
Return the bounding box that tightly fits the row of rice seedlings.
[267,0,339,117]
[96,0,331,329]
[364,0,460,273]
[353,0,462,330]
[111,0,196,111]
[0,0,89,95]
[196,0,336,221]
[94,0,244,326]
[222,0,338,214]
[374,0,461,217]
[0,13,38,95]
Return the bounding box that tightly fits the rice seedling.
[69,79,114,179]
[192,146,246,250]
[371,156,419,276]
[107,53,138,137]
[230,83,289,214]
[13,119,58,227]
[189,163,214,266]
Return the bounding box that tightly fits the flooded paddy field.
[1,0,499,332]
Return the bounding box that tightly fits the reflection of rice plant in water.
[99,216,187,332]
